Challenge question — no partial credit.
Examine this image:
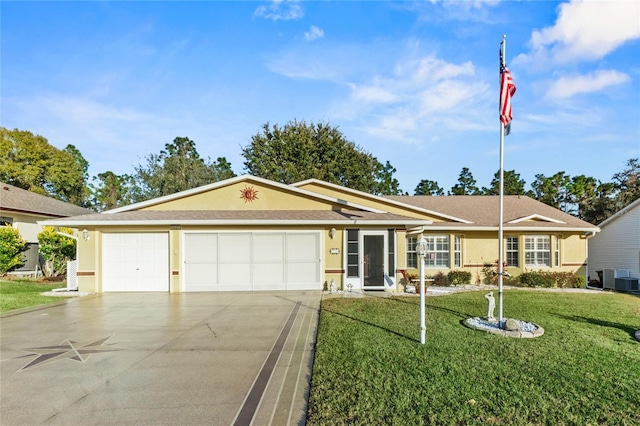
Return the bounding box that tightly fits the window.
[506,236,519,267]
[525,235,550,267]
[454,235,462,268]
[406,235,417,268]
[554,235,561,267]
[0,216,13,226]
[425,235,450,268]
[347,229,359,277]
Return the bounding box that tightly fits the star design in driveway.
[17,335,125,372]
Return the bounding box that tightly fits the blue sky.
[2,0,639,194]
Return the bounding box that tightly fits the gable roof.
[597,198,640,229]
[0,182,92,218]
[106,175,384,214]
[292,178,472,223]
[385,195,599,231]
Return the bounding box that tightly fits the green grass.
[308,291,640,425]
[0,279,70,313]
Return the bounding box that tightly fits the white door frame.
[360,230,388,290]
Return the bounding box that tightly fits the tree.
[37,226,76,277]
[580,182,618,225]
[612,158,640,207]
[414,179,444,196]
[89,171,135,211]
[0,127,89,205]
[449,167,480,195]
[242,120,400,195]
[0,226,27,274]
[529,171,571,212]
[375,161,404,195]
[483,170,526,195]
[566,175,599,219]
[130,137,236,202]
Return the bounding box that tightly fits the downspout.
[584,231,596,289]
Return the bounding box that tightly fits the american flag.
[500,48,516,135]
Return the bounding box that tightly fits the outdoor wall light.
[329,228,336,239]
[82,229,90,241]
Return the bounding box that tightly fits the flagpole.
[498,35,506,328]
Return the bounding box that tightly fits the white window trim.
[525,235,551,268]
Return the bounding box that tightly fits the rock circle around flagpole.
[463,317,544,338]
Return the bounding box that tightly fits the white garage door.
[183,232,320,292]
[102,233,169,292]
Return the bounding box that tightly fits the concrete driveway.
[0,291,320,425]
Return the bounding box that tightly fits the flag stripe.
[500,48,516,129]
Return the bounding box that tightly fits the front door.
[363,233,385,289]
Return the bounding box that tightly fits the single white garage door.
[183,232,321,292]
[102,233,169,292]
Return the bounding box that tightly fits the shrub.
[518,271,555,288]
[572,275,586,288]
[447,270,471,286]
[481,263,496,284]
[0,226,27,274]
[37,226,76,277]
[429,272,448,286]
[517,271,584,288]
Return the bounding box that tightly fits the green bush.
[481,262,497,284]
[572,275,586,288]
[519,271,555,288]
[429,272,448,286]
[447,270,471,286]
[37,226,76,277]
[517,271,584,288]
[0,226,27,275]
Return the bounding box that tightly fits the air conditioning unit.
[615,277,639,292]
[603,269,631,290]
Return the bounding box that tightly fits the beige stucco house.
[42,175,599,293]
[0,182,92,273]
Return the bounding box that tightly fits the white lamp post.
[416,235,428,344]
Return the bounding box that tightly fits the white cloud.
[254,0,304,21]
[519,0,640,65]
[332,53,490,143]
[546,69,630,99]
[37,95,146,123]
[304,25,324,41]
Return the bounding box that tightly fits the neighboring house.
[588,198,640,287]
[43,175,599,293]
[0,182,92,274]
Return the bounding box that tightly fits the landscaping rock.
[504,318,520,331]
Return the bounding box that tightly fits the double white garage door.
[102,232,321,292]
[184,232,321,292]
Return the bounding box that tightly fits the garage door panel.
[253,234,284,262]
[287,263,319,283]
[184,234,218,292]
[219,234,251,261]
[286,234,318,261]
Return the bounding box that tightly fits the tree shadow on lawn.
[361,292,477,319]
[322,294,475,344]
[554,314,639,341]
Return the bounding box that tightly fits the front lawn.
[308,291,640,425]
[0,279,69,313]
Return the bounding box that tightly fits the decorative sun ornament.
[240,185,259,203]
